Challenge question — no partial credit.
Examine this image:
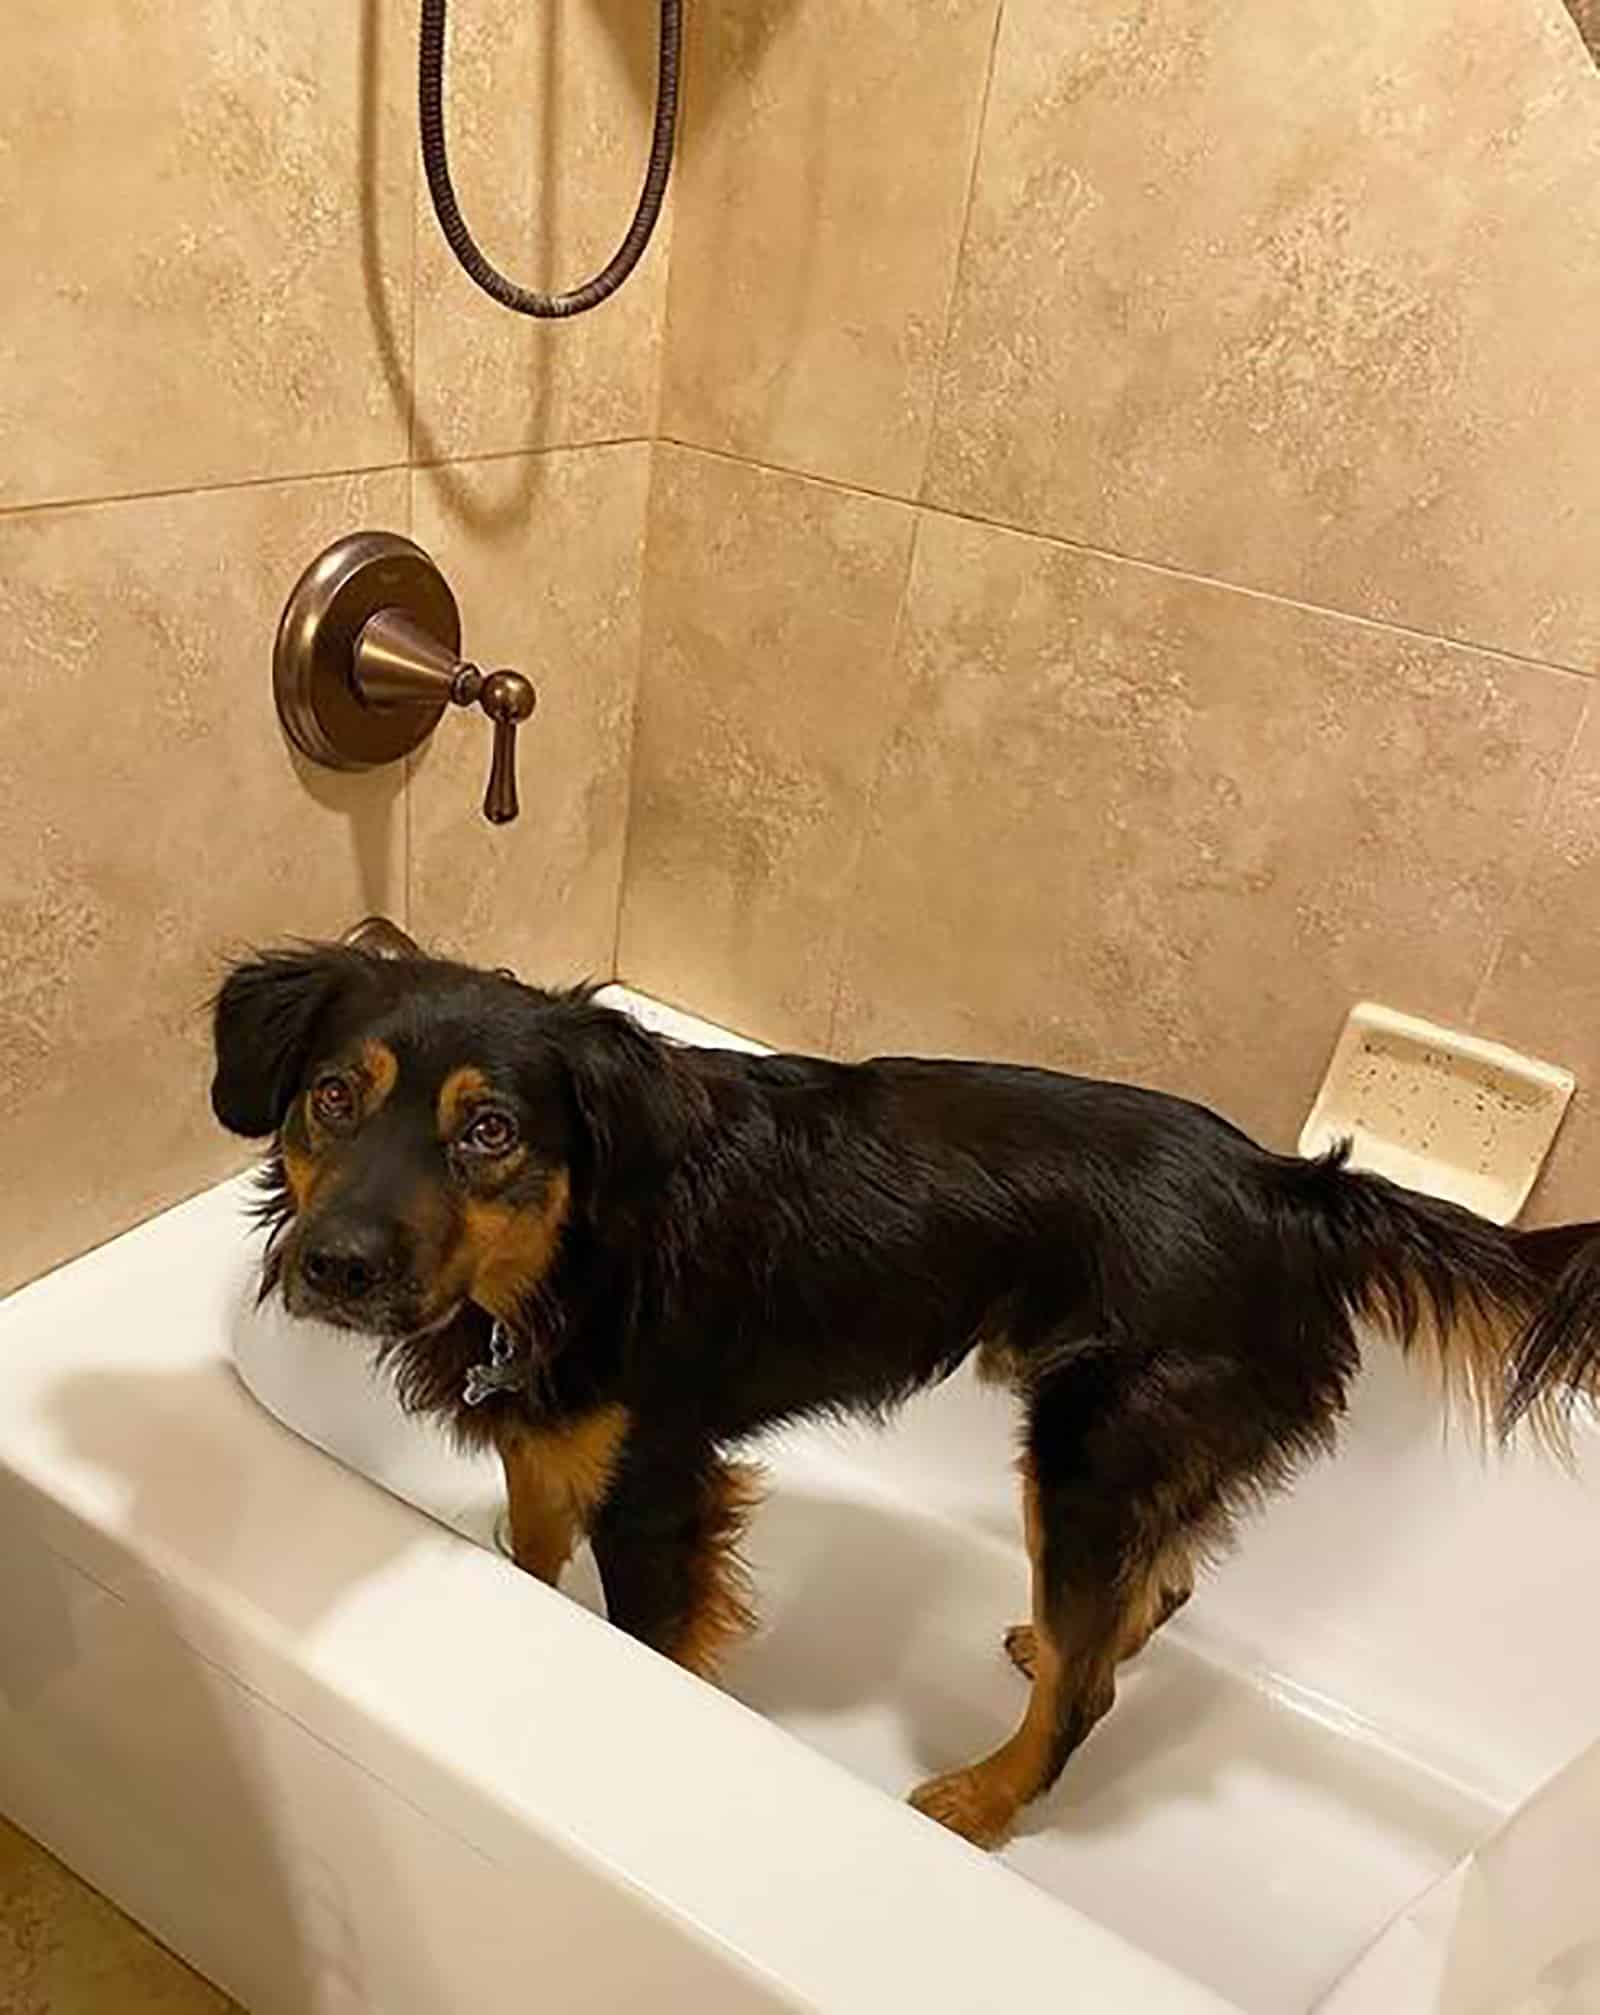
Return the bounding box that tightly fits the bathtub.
[0,986,1596,2014]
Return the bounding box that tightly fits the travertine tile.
[0,0,414,508]
[0,1818,239,2015]
[832,510,1585,1152]
[659,0,1000,496]
[618,446,917,1048]
[1474,697,1600,1224]
[0,471,407,1292]
[1561,0,1600,62]
[409,442,650,981]
[926,0,1600,666]
[410,0,669,460]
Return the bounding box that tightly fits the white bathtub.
[0,986,1596,2014]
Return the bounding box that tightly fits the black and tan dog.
[212,939,1600,1848]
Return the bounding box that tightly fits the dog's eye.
[462,1110,517,1156]
[310,1074,356,1128]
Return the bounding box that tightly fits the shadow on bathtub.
[43,1364,429,1632]
[723,1479,1485,1864]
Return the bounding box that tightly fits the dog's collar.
[462,1317,524,1407]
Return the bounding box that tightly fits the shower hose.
[418,0,681,319]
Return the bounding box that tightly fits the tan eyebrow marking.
[360,1039,399,1112]
[437,1065,490,1137]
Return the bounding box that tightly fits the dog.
[211,939,1600,1848]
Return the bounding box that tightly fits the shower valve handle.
[272,533,540,829]
[478,669,537,825]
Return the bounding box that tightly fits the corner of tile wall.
[10,0,1600,1300]
[409,0,670,462]
[624,0,1600,1223]
[0,472,411,1294]
[619,443,919,1050]
[407,442,652,984]
[0,2,668,1295]
[657,0,1003,496]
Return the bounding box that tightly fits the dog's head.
[211,944,691,1344]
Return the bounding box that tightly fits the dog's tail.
[1278,1147,1600,1445]
[1504,1219,1600,1433]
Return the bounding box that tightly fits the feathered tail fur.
[1281,1149,1600,1446]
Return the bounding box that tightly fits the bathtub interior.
[227,986,1600,2015]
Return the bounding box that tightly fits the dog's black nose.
[299,1228,398,1303]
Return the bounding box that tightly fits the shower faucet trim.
[273,532,537,827]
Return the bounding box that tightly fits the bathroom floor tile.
[0,1818,241,2014]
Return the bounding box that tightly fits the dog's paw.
[1002,1623,1036,1679]
[908,1768,1016,1850]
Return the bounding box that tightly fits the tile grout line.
[405,0,422,474]
[400,0,419,956]
[0,462,417,521]
[414,434,650,470]
[402,431,416,936]
[654,433,1598,688]
[1466,687,1592,1029]
[913,0,1007,507]
[607,448,665,984]
[645,0,699,444]
[0,438,657,525]
[402,742,416,939]
[822,508,926,1057]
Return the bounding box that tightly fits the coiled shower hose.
[419,0,681,319]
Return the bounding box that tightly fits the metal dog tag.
[462,1318,522,1406]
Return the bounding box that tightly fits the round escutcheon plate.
[273,532,461,770]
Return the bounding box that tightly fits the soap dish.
[1299,1003,1574,1224]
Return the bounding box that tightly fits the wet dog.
[212,940,1600,1847]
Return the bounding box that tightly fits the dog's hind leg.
[1003,1572,1191,1680]
[912,1455,1192,1848]
[911,1349,1211,1850]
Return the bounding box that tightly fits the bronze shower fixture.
[273,532,536,826]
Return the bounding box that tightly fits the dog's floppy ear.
[211,945,369,1138]
[556,1001,704,1202]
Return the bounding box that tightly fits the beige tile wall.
[0,0,664,1293]
[7,0,1600,1303]
[620,446,917,1048]
[410,442,650,979]
[624,0,1600,1224]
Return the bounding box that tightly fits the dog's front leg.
[495,1406,631,1587]
[589,1448,762,1680]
